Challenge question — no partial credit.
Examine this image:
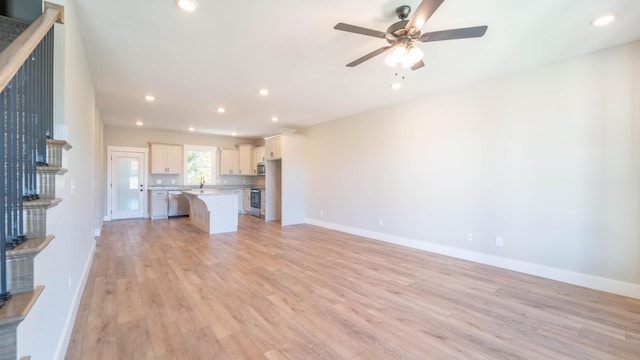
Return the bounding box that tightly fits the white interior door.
[111,151,145,219]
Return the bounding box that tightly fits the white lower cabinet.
[260,189,266,217]
[151,190,168,219]
[243,189,251,213]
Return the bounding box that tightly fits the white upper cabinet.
[220,148,239,175]
[264,135,282,160]
[150,143,182,174]
[252,146,265,175]
[237,144,253,176]
[221,145,256,176]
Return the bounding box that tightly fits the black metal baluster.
[44,29,53,140]
[6,77,14,251]
[17,65,24,245]
[0,86,7,305]
[35,35,44,166]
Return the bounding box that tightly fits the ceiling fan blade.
[420,25,488,42]
[405,0,445,35]
[334,23,387,38]
[411,60,425,71]
[346,46,392,67]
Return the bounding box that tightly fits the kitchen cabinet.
[150,190,168,219]
[238,144,253,175]
[220,148,239,175]
[243,189,251,212]
[220,145,255,176]
[264,135,282,160]
[150,144,182,174]
[264,133,306,225]
[252,147,265,175]
[236,189,244,214]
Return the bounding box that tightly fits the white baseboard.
[305,218,640,299]
[53,240,97,360]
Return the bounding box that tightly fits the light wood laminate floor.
[65,215,640,359]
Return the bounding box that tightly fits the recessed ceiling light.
[135,121,143,126]
[390,82,402,90]
[176,0,199,12]
[188,127,195,132]
[145,95,155,102]
[258,88,269,96]
[271,116,279,122]
[590,14,615,27]
[231,132,237,136]
[217,107,226,113]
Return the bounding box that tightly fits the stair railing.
[0,3,63,306]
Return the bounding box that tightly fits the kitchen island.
[182,190,238,234]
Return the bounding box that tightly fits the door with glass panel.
[111,151,145,219]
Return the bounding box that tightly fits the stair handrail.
[0,3,63,94]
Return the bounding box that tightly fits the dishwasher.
[168,191,190,218]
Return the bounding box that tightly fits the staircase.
[0,139,71,360]
[0,4,65,359]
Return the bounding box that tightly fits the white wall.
[17,0,100,359]
[304,40,640,297]
[103,124,261,149]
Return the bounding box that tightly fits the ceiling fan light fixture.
[176,0,199,12]
[402,45,424,68]
[384,45,407,68]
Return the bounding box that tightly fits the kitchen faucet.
[199,177,205,188]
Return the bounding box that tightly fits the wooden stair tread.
[7,235,55,257]
[22,198,62,209]
[46,138,72,150]
[0,286,43,327]
[36,166,67,174]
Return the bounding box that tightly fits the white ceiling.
[74,0,640,138]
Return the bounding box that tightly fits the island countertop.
[182,189,237,196]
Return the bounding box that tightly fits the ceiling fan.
[334,0,488,70]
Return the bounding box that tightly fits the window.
[184,145,217,185]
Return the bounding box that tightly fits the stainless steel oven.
[257,162,265,176]
[250,189,261,217]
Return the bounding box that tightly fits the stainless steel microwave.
[257,162,265,176]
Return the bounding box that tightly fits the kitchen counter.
[182,190,238,234]
[148,185,252,191]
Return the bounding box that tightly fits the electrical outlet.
[495,236,504,247]
[171,179,175,184]
[378,219,383,227]
[320,210,324,216]
[466,232,473,241]
[156,179,161,184]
